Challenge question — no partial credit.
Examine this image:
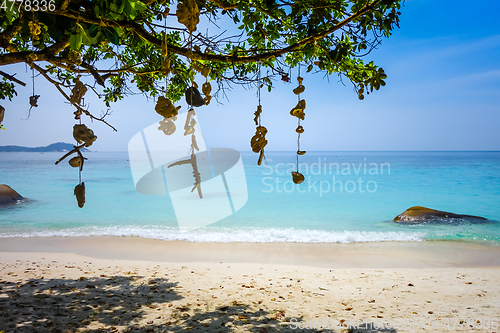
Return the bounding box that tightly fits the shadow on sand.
[0,274,372,333]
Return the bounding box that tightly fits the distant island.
[0,142,90,152]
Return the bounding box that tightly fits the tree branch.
[44,36,71,56]
[60,0,71,11]
[0,12,24,51]
[0,70,26,86]
[205,0,238,10]
[29,62,118,132]
[248,10,269,40]
[47,0,380,64]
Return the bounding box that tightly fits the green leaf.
[110,3,119,13]
[124,0,137,18]
[88,24,99,38]
[95,31,106,44]
[118,0,126,14]
[104,28,119,45]
[69,33,83,50]
[134,0,146,12]
[76,23,93,46]
[38,12,56,27]
[5,10,13,23]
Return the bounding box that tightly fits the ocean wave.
[0,226,427,243]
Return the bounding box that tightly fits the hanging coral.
[185,86,205,107]
[251,125,268,166]
[70,79,87,105]
[0,106,4,126]
[69,156,83,168]
[191,135,199,151]
[73,109,82,120]
[29,94,40,108]
[28,21,41,40]
[251,64,267,165]
[160,32,171,75]
[156,22,178,136]
[161,31,168,57]
[176,0,200,32]
[190,62,212,105]
[201,82,211,95]
[290,99,306,120]
[55,134,90,208]
[155,96,181,119]
[200,66,211,78]
[184,109,197,135]
[202,81,212,105]
[74,182,85,208]
[253,105,262,125]
[291,171,305,184]
[68,50,82,65]
[158,117,177,135]
[293,77,305,95]
[73,124,97,147]
[27,67,40,116]
[167,108,203,198]
[162,58,171,76]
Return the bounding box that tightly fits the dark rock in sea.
[0,184,24,206]
[394,206,487,223]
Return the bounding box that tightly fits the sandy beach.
[1,237,499,332]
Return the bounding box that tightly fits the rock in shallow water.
[0,184,24,206]
[394,206,487,223]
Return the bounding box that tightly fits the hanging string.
[258,63,266,165]
[296,64,301,172]
[257,64,261,104]
[188,25,202,196]
[26,52,40,119]
[32,68,35,96]
[290,64,305,184]
[188,29,194,91]
[187,28,195,153]
[164,14,169,94]
[251,62,267,165]
[257,62,261,127]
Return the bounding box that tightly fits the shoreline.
[1,236,500,268]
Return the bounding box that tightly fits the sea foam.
[0,226,427,243]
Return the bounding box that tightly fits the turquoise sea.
[1,151,499,244]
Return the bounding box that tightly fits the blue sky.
[1,0,499,151]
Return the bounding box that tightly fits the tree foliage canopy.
[1,0,402,206]
[1,0,401,121]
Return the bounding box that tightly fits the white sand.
[1,237,499,332]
